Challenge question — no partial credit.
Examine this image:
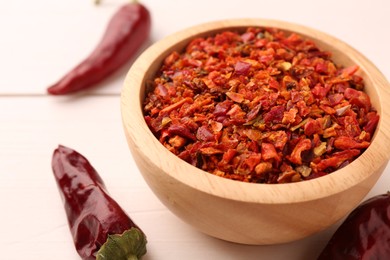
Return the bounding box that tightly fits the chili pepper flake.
[143,27,379,183]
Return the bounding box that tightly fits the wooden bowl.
[121,19,390,244]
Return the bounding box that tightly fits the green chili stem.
[96,228,147,260]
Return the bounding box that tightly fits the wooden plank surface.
[1,0,389,259]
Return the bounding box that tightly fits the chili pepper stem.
[96,228,147,260]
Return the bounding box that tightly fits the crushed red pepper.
[143,27,379,183]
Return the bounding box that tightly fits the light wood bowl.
[121,19,390,244]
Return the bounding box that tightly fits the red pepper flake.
[304,118,322,136]
[288,138,312,165]
[143,27,379,183]
[167,124,196,141]
[222,148,237,163]
[196,125,215,142]
[344,88,371,112]
[364,112,380,136]
[261,142,281,162]
[200,147,224,155]
[255,162,273,175]
[226,91,245,103]
[234,61,252,75]
[264,105,285,124]
[159,97,193,115]
[312,149,361,172]
[333,136,370,150]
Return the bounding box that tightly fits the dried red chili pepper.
[317,192,390,259]
[51,145,147,260]
[47,1,151,95]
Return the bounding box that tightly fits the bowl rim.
[121,18,390,204]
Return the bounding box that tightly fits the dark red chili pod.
[47,2,151,95]
[317,192,390,260]
[51,145,147,260]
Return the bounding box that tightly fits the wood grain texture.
[1,1,390,259]
[121,19,390,244]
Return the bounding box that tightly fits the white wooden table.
[1,0,389,259]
